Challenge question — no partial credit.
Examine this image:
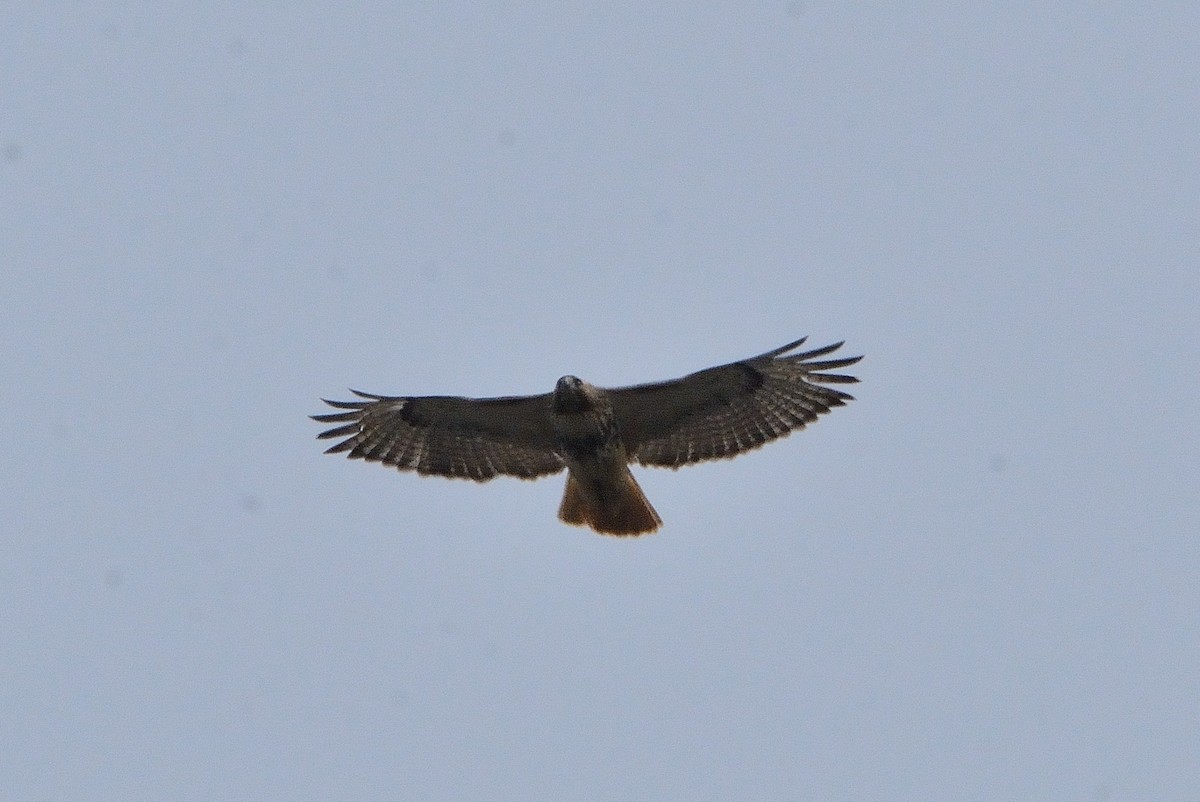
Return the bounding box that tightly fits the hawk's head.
[553,375,597,414]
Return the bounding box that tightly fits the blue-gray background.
[3,5,1197,800]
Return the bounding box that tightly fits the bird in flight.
[312,337,861,536]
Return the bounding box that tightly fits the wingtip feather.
[315,422,362,440]
[759,336,809,359]
[322,439,357,454]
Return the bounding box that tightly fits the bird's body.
[549,376,661,534]
[313,337,861,536]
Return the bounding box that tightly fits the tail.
[558,466,662,536]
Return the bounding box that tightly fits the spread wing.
[311,391,565,481]
[608,337,861,468]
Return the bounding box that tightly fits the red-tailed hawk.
[313,337,861,536]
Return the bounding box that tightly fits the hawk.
[312,337,861,536]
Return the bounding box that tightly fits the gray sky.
[3,4,1197,800]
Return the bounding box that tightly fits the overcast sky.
[3,4,1197,801]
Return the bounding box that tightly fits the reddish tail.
[558,466,662,536]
